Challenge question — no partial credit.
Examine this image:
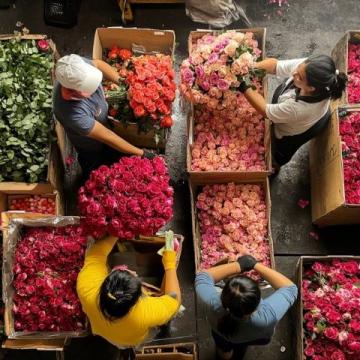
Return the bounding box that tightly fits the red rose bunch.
[339,111,360,204]
[9,195,56,214]
[347,44,360,104]
[302,259,360,360]
[78,156,174,239]
[12,225,87,332]
[127,54,175,127]
[107,45,132,63]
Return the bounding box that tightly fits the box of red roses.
[296,256,360,360]
[2,214,89,339]
[185,28,271,181]
[0,183,64,215]
[189,177,275,283]
[309,105,360,226]
[332,30,360,105]
[92,27,176,150]
[0,33,63,192]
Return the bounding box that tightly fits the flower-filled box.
[189,177,275,282]
[332,30,360,105]
[309,105,360,226]
[92,27,176,150]
[0,34,63,190]
[2,214,89,339]
[182,28,271,181]
[296,256,360,360]
[0,183,63,215]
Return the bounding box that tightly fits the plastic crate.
[43,0,80,27]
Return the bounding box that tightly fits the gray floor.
[1,1,360,359]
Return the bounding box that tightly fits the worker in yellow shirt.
[76,235,181,352]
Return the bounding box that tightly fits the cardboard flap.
[93,27,175,59]
[2,338,67,351]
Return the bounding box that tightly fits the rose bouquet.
[347,43,360,104]
[0,37,53,182]
[339,110,360,204]
[180,31,264,110]
[302,259,360,360]
[196,183,271,279]
[78,156,174,239]
[12,225,87,332]
[191,90,266,172]
[103,46,176,141]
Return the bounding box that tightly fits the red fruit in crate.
[160,115,173,128]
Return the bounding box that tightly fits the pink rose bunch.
[196,183,271,279]
[347,44,360,104]
[302,259,360,360]
[78,156,174,239]
[180,31,263,110]
[339,111,360,204]
[191,91,266,171]
[12,225,87,332]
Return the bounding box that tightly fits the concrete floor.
[1,0,360,359]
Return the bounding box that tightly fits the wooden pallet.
[118,0,184,22]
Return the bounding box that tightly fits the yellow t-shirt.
[76,236,179,347]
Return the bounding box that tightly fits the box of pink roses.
[310,105,360,226]
[189,177,275,282]
[296,256,360,360]
[184,28,272,181]
[332,30,360,106]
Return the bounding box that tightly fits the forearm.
[163,269,181,304]
[93,59,120,83]
[254,263,294,289]
[243,88,267,117]
[86,235,119,260]
[255,58,278,74]
[88,122,143,156]
[204,262,240,283]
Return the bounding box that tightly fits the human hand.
[142,149,157,160]
[162,250,177,271]
[237,255,258,273]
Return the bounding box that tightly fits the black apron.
[271,79,331,166]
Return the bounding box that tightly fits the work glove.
[162,250,177,271]
[142,149,157,160]
[238,81,251,93]
[237,255,258,273]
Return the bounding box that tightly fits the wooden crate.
[189,178,275,275]
[331,30,360,105]
[137,342,197,359]
[296,256,360,360]
[309,105,360,226]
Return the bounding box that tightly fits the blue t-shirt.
[53,58,109,153]
[195,272,298,344]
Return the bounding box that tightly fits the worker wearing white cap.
[53,54,154,180]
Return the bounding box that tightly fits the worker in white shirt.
[239,55,347,168]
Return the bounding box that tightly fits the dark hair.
[99,270,142,320]
[305,55,347,100]
[217,276,261,337]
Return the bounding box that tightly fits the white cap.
[55,54,102,94]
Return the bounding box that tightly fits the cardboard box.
[0,34,63,191]
[331,30,360,105]
[2,214,88,339]
[136,342,198,359]
[296,256,360,360]
[186,28,271,181]
[309,105,360,226]
[92,27,175,150]
[189,177,275,274]
[0,184,64,215]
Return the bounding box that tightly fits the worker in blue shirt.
[195,252,298,360]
